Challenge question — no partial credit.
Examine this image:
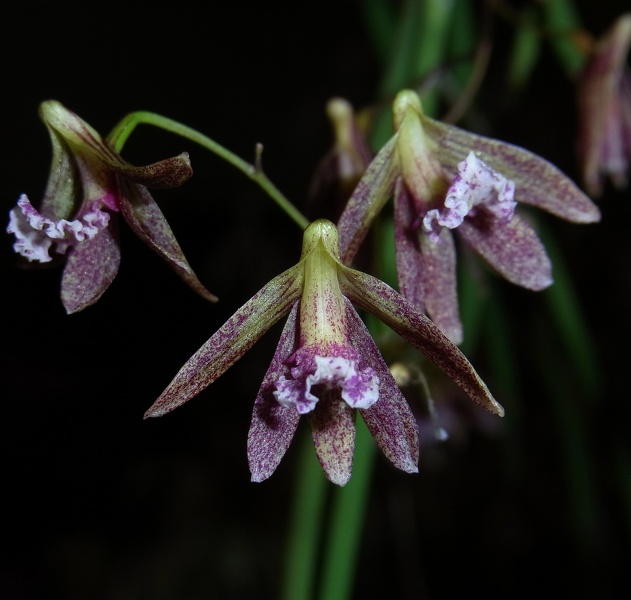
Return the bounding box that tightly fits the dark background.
[2,1,630,598]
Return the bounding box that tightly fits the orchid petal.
[39,122,78,220]
[340,267,504,416]
[308,387,356,486]
[344,300,419,473]
[338,134,398,264]
[118,183,217,302]
[393,178,425,310]
[113,153,193,189]
[424,117,601,223]
[458,211,552,291]
[144,264,303,418]
[248,303,301,482]
[61,217,121,314]
[394,180,462,344]
[419,230,462,345]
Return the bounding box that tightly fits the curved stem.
[107,111,310,230]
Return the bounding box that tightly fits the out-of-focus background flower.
[2,1,629,598]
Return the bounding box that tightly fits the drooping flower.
[577,12,631,197]
[144,219,503,486]
[338,90,601,344]
[7,100,217,313]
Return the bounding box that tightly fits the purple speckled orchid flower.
[7,100,217,313]
[144,219,502,486]
[577,12,631,197]
[338,90,601,344]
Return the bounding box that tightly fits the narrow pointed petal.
[338,135,398,265]
[394,178,425,309]
[458,212,552,291]
[114,153,193,189]
[340,268,504,416]
[248,304,301,482]
[118,184,218,302]
[144,265,303,418]
[40,126,78,220]
[344,301,419,473]
[61,219,121,314]
[424,117,601,223]
[419,230,462,345]
[308,389,356,486]
[394,180,462,344]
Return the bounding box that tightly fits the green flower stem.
[281,428,328,600]
[107,111,310,231]
[317,418,376,600]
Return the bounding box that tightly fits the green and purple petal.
[39,121,79,220]
[458,211,552,290]
[337,135,398,265]
[118,183,217,302]
[308,387,357,486]
[248,303,302,482]
[394,180,462,344]
[41,100,194,190]
[340,266,504,416]
[344,301,419,474]
[61,217,121,314]
[144,264,303,418]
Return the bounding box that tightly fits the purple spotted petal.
[39,118,78,220]
[339,267,504,416]
[344,300,419,473]
[144,264,303,418]
[457,211,552,291]
[338,135,398,264]
[394,180,462,344]
[424,117,601,224]
[248,303,301,482]
[419,230,462,345]
[118,183,217,302]
[308,387,356,486]
[393,178,425,310]
[61,217,121,314]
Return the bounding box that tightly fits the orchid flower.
[337,90,601,344]
[144,219,502,486]
[7,100,216,313]
[577,12,631,197]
